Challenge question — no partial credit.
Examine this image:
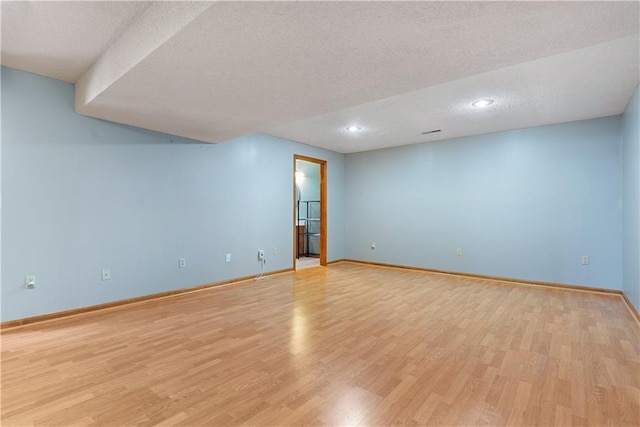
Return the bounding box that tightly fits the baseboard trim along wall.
[621,291,640,323]
[1,268,293,330]
[341,259,639,322]
[4,260,637,329]
[342,259,619,293]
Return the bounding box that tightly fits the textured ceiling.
[270,36,639,153]
[2,1,639,153]
[1,2,150,83]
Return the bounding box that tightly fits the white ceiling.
[1,1,150,83]
[2,1,639,154]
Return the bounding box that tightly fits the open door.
[293,155,327,269]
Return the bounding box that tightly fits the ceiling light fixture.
[472,99,494,108]
[346,126,361,132]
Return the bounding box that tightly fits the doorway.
[294,155,327,269]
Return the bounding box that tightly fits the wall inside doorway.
[296,159,321,255]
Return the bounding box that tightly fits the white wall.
[344,116,623,290]
[622,84,640,312]
[1,67,345,322]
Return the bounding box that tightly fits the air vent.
[421,129,441,135]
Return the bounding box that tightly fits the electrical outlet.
[258,250,265,261]
[225,253,231,262]
[456,248,463,256]
[179,258,186,268]
[25,275,36,289]
[581,255,589,265]
[273,247,278,255]
[101,269,111,281]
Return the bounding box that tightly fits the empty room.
[1,1,639,426]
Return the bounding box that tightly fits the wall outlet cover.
[25,275,36,289]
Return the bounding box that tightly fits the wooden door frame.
[293,155,327,269]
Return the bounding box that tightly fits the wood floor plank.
[2,262,639,426]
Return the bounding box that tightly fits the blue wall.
[1,65,634,322]
[345,117,623,289]
[1,67,345,322]
[622,84,640,312]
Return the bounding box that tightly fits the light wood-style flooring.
[2,262,639,426]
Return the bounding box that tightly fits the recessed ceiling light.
[346,126,361,132]
[472,99,494,108]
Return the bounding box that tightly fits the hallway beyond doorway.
[296,256,320,269]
